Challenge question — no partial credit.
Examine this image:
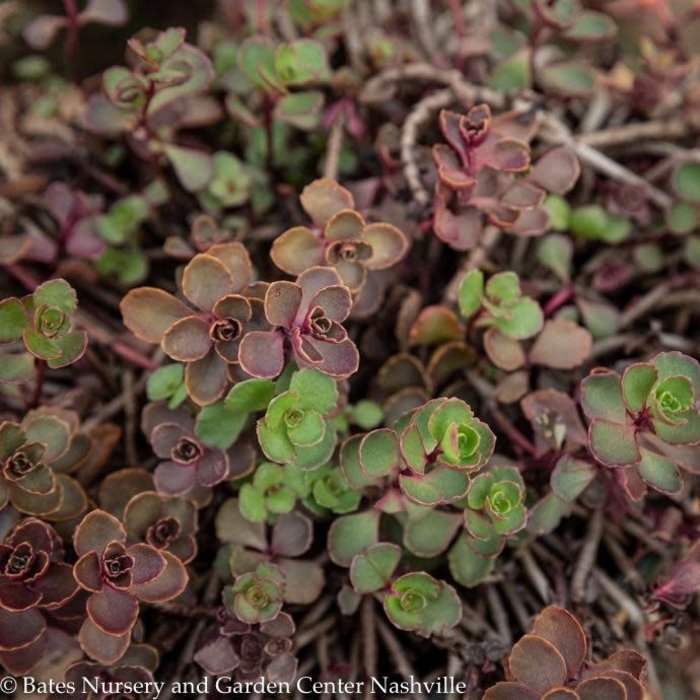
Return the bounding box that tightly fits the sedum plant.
[271,178,409,293]
[383,572,462,638]
[483,606,647,699]
[2,4,694,695]
[238,268,359,379]
[256,368,339,470]
[581,352,700,497]
[432,105,579,249]
[224,563,285,624]
[0,279,87,371]
[72,510,188,664]
[0,518,78,674]
[121,243,256,405]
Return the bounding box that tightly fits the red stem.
[62,0,80,78]
[543,285,575,317]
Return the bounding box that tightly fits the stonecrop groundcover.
[0,0,700,698]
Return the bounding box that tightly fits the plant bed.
[0,1,699,698]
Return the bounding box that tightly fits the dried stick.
[571,509,604,603]
[323,116,345,181]
[294,617,335,651]
[603,533,645,592]
[376,618,426,700]
[361,597,377,698]
[410,0,440,60]
[516,547,551,604]
[485,584,512,645]
[577,118,689,149]
[83,372,149,431]
[400,87,454,206]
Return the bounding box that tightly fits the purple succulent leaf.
[363,222,409,270]
[74,510,126,557]
[182,254,236,312]
[128,543,167,585]
[206,243,253,292]
[120,288,191,344]
[154,461,198,496]
[32,562,79,608]
[300,178,355,226]
[265,282,303,328]
[86,586,139,635]
[74,551,103,592]
[296,267,345,317]
[271,227,325,275]
[296,335,359,378]
[530,146,581,194]
[185,350,229,405]
[0,631,47,676]
[78,618,130,665]
[130,551,188,603]
[194,634,240,675]
[238,330,286,379]
[196,449,230,487]
[162,316,212,362]
[212,294,252,322]
[0,606,46,651]
[307,284,353,322]
[324,210,365,241]
[150,423,189,459]
[0,583,42,611]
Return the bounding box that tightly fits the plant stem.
[543,285,574,317]
[62,0,80,78]
[29,360,46,408]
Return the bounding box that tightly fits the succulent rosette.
[432,105,579,248]
[194,608,297,682]
[0,408,88,520]
[397,398,496,505]
[0,279,88,370]
[383,572,461,638]
[238,267,359,379]
[271,178,409,292]
[464,465,527,539]
[224,563,285,624]
[0,518,78,674]
[581,351,700,497]
[73,510,188,665]
[256,368,339,470]
[143,404,252,496]
[120,242,258,405]
[484,606,647,700]
[124,491,198,564]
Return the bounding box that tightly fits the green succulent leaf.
[350,543,401,593]
[290,368,338,413]
[637,448,683,495]
[458,269,484,319]
[225,378,276,413]
[33,279,77,314]
[448,533,496,588]
[403,510,462,557]
[0,298,28,342]
[673,163,700,203]
[196,401,247,449]
[589,420,640,466]
[328,510,380,567]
